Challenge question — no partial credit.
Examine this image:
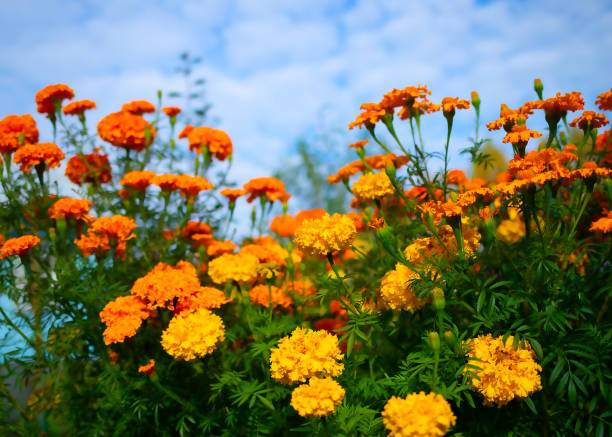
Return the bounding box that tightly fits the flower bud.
[428,332,440,351]
[431,287,445,311]
[470,91,480,111]
[534,78,543,99]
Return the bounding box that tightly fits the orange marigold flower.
[348,139,369,149]
[207,240,237,257]
[242,238,289,266]
[380,85,435,117]
[178,125,194,139]
[595,88,612,111]
[249,284,293,309]
[327,154,409,184]
[220,188,246,202]
[446,169,467,185]
[295,208,327,224]
[348,102,387,130]
[175,174,214,198]
[594,131,612,165]
[570,162,612,181]
[151,174,181,192]
[590,210,612,233]
[97,111,156,152]
[270,214,298,237]
[13,143,64,172]
[243,177,287,203]
[119,170,156,191]
[527,91,584,118]
[74,215,136,259]
[48,197,92,221]
[162,106,181,117]
[486,103,533,132]
[62,99,96,116]
[65,149,112,186]
[440,96,470,115]
[502,124,542,145]
[456,188,495,208]
[138,359,155,376]
[0,235,40,259]
[180,221,212,241]
[99,295,149,345]
[346,210,365,231]
[0,114,39,154]
[187,126,233,161]
[397,97,441,120]
[35,84,74,114]
[569,110,609,130]
[174,286,232,314]
[419,200,462,222]
[121,100,156,115]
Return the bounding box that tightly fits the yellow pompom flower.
[293,213,357,256]
[496,218,525,243]
[379,263,429,311]
[161,308,225,360]
[207,252,260,284]
[351,171,394,202]
[290,377,345,417]
[464,334,542,406]
[270,327,344,384]
[382,392,456,437]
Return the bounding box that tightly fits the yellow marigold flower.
[290,377,345,417]
[293,213,357,256]
[382,392,456,437]
[270,327,344,384]
[496,218,525,243]
[207,252,260,284]
[161,308,225,361]
[351,171,394,202]
[380,263,429,311]
[464,334,542,407]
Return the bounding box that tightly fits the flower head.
[162,106,181,117]
[595,88,612,111]
[249,284,293,310]
[220,188,246,202]
[121,100,156,115]
[13,143,64,172]
[486,103,533,132]
[0,235,40,259]
[35,84,74,114]
[175,174,214,198]
[100,295,149,345]
[187,126,233,161]
[161,308,225,360]
[502,124,542,144]
[270,327,344,384]
[138,359,155,376]
[348,139,369,149]
[440,96,470,115]
[97,111,156,151]
[65,149,112,186]
[590,210,612,233]
[382,392,456,437]
[294,213,357,256]
[207,240,237,257]
[290,377,345,417]
[74,215,136,258]
[207,252,260,284]
[119,170,156,191]
[243,177,287,203]
[464,334,542,406]
[62,99,96,116]
[0,114,39,154]
[48,197,92,222]
[174,286,232,314]
[569,110,609,130]
[270,214,298,237]
[380,263,429,311]
[348,102,387,130]
[351,171,394,202]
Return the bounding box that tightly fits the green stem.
[443,116,453,200]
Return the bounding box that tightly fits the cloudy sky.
[1,0,611,186]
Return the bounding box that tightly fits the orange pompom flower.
[162,106,181,117]
[348,139,369,149]
[74,215,137,259]
[151,174,181,192]
[97,111,156,152]
[590,210,612,233]
[13,143,64,172]
[207,240,237,257]
[270,214,298,237]
[502,124,542,145]
[121,100,156,115]
[243,177,287,203]
[174,286,232,314]
[0,114,39,154]
[595,88,612,111]
[220,188,246,202]
[440,96,470,116]
[348,102,387,130]
[100,295,149,345]
[569,111,609,130]
[62,99,96,116]
[446,169,467,185]
[35,84,74,114]
[0,235,41,259]
[119,170,156,191]
[65,148,112,186]
[249,284,293,310]
[486,103,533,132]
[175,174,214,198]
[187,126,233,161]
[178,125,194,139]
[48,198,92,222]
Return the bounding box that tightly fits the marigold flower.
[496,218,525,243]
[97,111,156,152]
[294,213,357,256]
[119,170,156,191]
[138,359,156,376]
[569,110,609,130]
[174,286,232,314]
[48,197,92,222]
[74,215,136,259]
[270,327,344,384]
[351,171,394,202]
[207,252,260,284]
[440,96,470,115]
[100,295,149,345]
[527,91,584,119]
[295,208,327,224]
[446,169,467,185]
[187,126,233,161]
[0,235,40,259]
[0,114,39,154]
[121,100,156,115]
[243,177,287,203]
[464,334,542,406]
[486,103,533,132]
[502,124,542,144]
[595,88,612,111]
[161,308,225,361]
[348,102,387,130]
[380,263,428,311]
[590,210,612,233]
[382,392,456,437]
[131,261,201,310]
[348,139,369,149]
[62,99,96,116]
[270,214,298,237]
[327,154,409,184]
[35,84,74,114]
[162,106,181,117]
[175,174,214,198]
[380,85,431,112]
[207,240,237,257]
[65,149,112,186]
[13,143,64,172]
[152,174,181,191]
[594,131,612,164]
[249,284,293,309]
[290,377,345,417]
[178,125,194,139]
[220,188,246,202]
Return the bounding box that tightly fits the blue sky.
[1,0,612,186]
